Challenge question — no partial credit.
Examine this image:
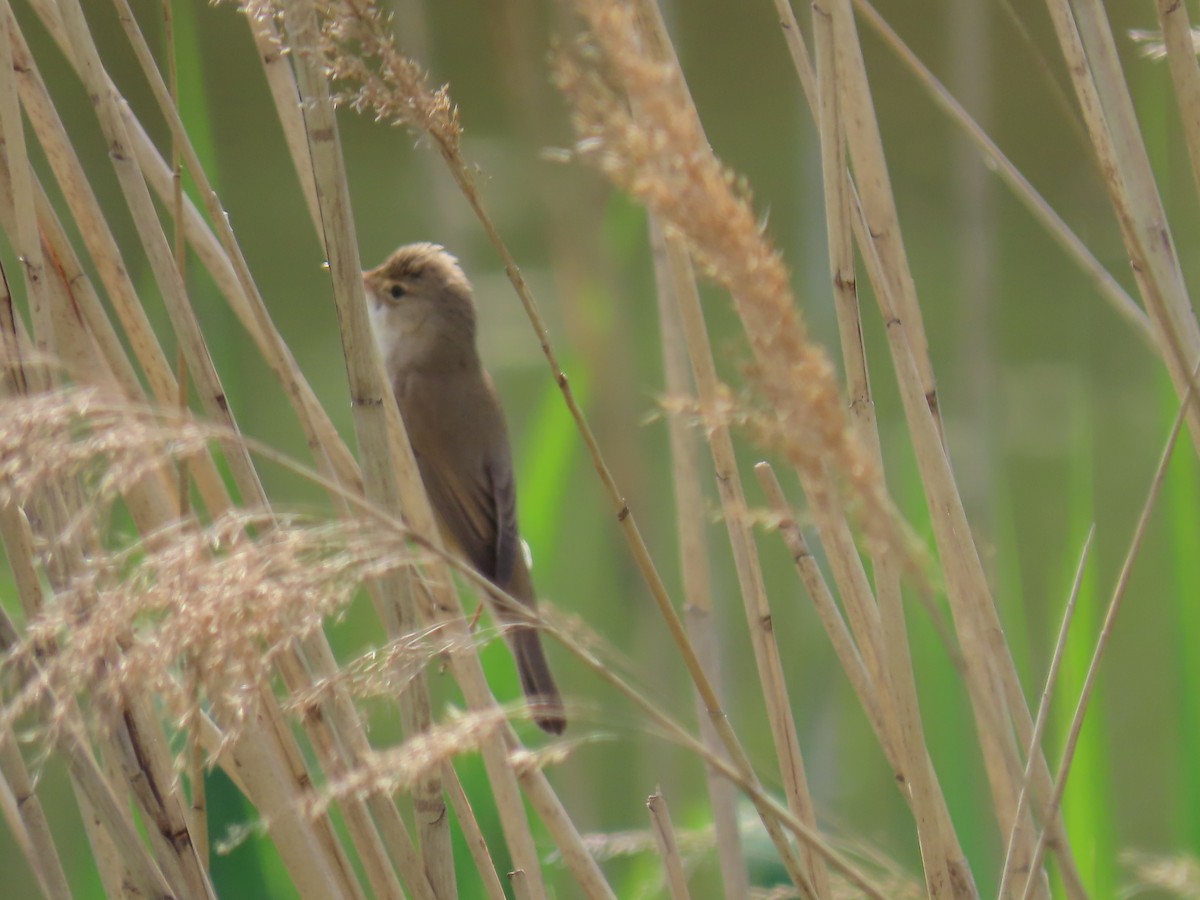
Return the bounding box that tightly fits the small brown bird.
[363,243,566,734]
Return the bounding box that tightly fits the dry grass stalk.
[245,4,324,230]
[0,762,39,894]
[628,14,826,893]
[109,0,361,497]
[771,1,1096,894]
[651,218,749,898]
[1154,1,1200,208]
[850,0,1152,346]
[10,0,234,515]
[804,4,1090,893]
[442,762,508,900]
[7,9,435,892]
[629,13,822,879]
[277,1,460,886]
[647,789,692,900]
[127,48,457,880]
[655,225,828,897]
[753,463,886,754]
[512,754,619,900]
[0,724,70,899]
[1043,0,1200,437]
[54,0,270,516]
[807,8,972,895]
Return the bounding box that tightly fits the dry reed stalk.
[0,725,70,900]
[109,6,463,883]
[0,534,53,900]
[753,463,887,755]
[275,5,459,886]
[777,1,1083,892]
[807,4,1094,893]
[808,8,972,895]
[997,528,1092,898]
[300,636,457,898]
[647,789,691,900]
[0,765,50,899]
[10,0,233,515]
[0,3,45,352]
[511,748,619,899]
[58,720,180,897]
[273,645,422,900]
[849,0,1151,347]
[442,762,508,900]
[556,6,923,892]
[11,17,374,897]
[247,5,324,230]
[122,110,360,493]
[657,229,828,897]
[1155,0,1200,201]
[4,7,410,897]
[107,0,361,497]
[0,242,220,900]
[850,168,1039,899]
[1043,0,1200,438]
[651,219,749,899]
[629,10,827,893]
[52,0,268,516]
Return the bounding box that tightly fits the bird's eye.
[389,284,405,300]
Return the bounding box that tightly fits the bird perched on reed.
[364,243,565,734]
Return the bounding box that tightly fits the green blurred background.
[3,0,1198,896]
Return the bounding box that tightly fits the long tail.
[503,560,566,734]
[512,627,566,735]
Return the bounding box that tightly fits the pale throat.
[368,298,427,373]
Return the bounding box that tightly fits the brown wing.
[416,443,519,590]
